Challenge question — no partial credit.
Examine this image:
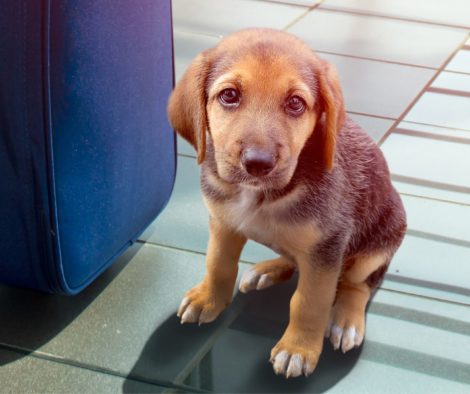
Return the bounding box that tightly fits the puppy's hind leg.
[326,251,390,353]
[239,256,296,293]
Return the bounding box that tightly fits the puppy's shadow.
[123,275,363,393]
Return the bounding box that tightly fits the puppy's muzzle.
[241,148,276,177]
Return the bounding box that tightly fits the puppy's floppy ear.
[317,61,345,170]
[168,51,212,164]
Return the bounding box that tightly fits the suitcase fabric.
[0,0,176,294]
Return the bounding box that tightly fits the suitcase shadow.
[0,244,142,365]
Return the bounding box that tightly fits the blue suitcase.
[0,0,176,294]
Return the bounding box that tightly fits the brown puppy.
[168,29,406,378]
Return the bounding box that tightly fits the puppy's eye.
[285,95,306,117]
[218,88,240,107]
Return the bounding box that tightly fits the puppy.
[168,28,406,378]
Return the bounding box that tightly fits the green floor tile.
[382,132,470,194]
[348,113,394,142]
[320,53,435,118]
[173,30,220,82]
[432,70,470,92]
[320,0,470,29]
[0,347,165,393]
[0,244,249,385]
[288,9,466,67]
[172,0,307,36]
[404,92,470,131]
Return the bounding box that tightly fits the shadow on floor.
[0,244,142,365]
[124,276,363,393]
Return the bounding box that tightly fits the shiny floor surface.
[1,0,470,392]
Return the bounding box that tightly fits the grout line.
[315,49,438,70]
[391,174,470,194]
[402,119,470,133]
[136,239,206,257]
[254,0,320,8]
[281,0,323,31]
[177,152,197,160]
[318,5,470,30]
[398,191,470,208]
[135,239,256,266]
[406,229,470,249]
[440,69,470,77]
[384,274,470,301]
[393,127,470,145]
[346,111,396,121]
[378,33,470,146]
[427,86,470,98]
[0,343,208,393]
[379,286,470,307]
[172,28,222,40]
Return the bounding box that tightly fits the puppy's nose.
[241,148,276,177]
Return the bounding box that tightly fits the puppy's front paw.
[270,331,323,378]
[177,283,229,325]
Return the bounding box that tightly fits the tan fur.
[167,52,211,164]
[177,217,246,324]
[344,251,390,284]
[204,189,322,258]
[317,62,346,170]
[271,261,341,376]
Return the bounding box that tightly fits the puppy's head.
[168,29,344,189]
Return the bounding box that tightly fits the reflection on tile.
[404,92,470,130]
[289,9,465,67]
[348,113,394,141]
[431,71,470,92]
[320,0,470,29]
[141,156,276,263]
[321,54,434,118]
[390,234,470,291]
[0,348,165,393]
[402,194,470,242]
[446,50,470,74]
[172,0,307,36]
[173,30,220,81]
[382,133,470,191]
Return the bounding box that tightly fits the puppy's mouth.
[219,162,295,190]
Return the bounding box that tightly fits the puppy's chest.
[223,189,286,252]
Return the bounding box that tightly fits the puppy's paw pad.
[239,268,274,293]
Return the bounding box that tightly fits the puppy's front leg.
[271,256,341,377]
[177,217,246,325]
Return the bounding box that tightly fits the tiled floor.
[2,0,470,392]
